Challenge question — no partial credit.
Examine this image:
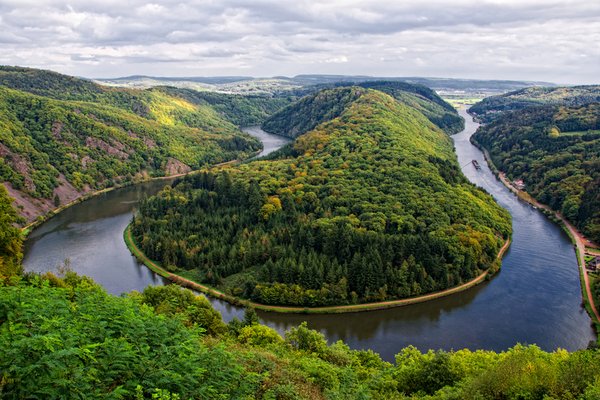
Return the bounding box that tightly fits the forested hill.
[352,81,463,134]
[0,66,105,101]
[133,87,511,307]
[262,82,463,138]
[261,87,364,138]
[472,103,600,244]
[0,67,261,223]
[470,85,600,123]
[158,86,294,127]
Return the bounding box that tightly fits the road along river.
[23,117,596,361]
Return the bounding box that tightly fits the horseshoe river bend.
[23,109,596,362]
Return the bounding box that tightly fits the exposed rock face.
[81,155,93,169]
[143,137,156,148]
[3,182,48,222]
[165,158,191,176]
[53,174,85,206]
[0,143,36,192]
[2,177,91,224]
[51,121,63,139]
[85,137,129,159]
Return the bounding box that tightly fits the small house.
[588,256,600,271]
[513,179,525,190]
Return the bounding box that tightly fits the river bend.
[24,116,595,361]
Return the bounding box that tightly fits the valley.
[21,104,596,361]
[3,67,599,399]
[2,0,600,396]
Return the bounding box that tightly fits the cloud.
[0,0,598,83]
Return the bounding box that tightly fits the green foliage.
[0,67,261,206]
[3,272,600,399]
[0,185,22,280]
[353,81,464,134]
[285,322,328,356]
[159,87,294,126]
[133,88,511,307]
[262,87,364,138]
[394,346,460,395]
[263,82,464,137]
[238,324,284,346]
[0,277,258,399]
[137,284,227,335]
[470,85,600,123]
[0,65,111,102]
[472,103,600,244]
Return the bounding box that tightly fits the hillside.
[0,185,22,279]
[132,87,511,307]
[0,66,277,131]
[261,87,364,138]
[472,103,600,244]
[470,85,600,123]
[0,67,261,223]
[355,81,464,134]
[158,87,294,126]
[262,82,463,138]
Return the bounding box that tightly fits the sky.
[0,0,598,84]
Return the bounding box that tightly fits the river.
[23,115,596,361]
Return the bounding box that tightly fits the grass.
[559,130,600,136]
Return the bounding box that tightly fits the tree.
[0,185,23,280]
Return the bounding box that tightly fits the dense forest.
[0,67,265,223]
[471,103,600,245]
[132,87,511,307]
[261,87,364,138]
[353,81,464,134]
[0,191,599,399]
[0,185,22,279]
[158,87,295,127]
[262,81,463,138]
[470,85,600,123]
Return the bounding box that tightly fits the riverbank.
[125,223,511,314]
[473,137,600,331]
[19,152,258,238]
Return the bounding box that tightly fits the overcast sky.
[0,0,598,84]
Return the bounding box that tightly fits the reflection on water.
[23,120,595,362]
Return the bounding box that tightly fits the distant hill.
[106,75,254,85]
[354,81,463,134]
[470,85,600,123]
[0,66,261,223]
[158,87,295,127]
[96,72,552,97]
[289,74,554,91]
[262,81,463,137]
